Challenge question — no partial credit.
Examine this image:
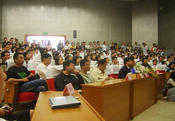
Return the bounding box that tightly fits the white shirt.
[7,59,14,70]
[90,67,108,82]
[75,65,81,71]
[28,53,42,71]
[142,46,148,55]
[109,64,120,74]
[101,45,107,51]
[46,65,63,79]
[80,52,85,59]
[36,63,48,79]
[118,57,124,65]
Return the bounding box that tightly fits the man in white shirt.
[101,41,108,51]
[151,59,160,71]
[142,42,148,55]
[90,59,112,82]
[109,56,120,74]
[36,53,51,79]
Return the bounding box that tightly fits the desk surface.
[31,91,105,121]
[82,79,125,88]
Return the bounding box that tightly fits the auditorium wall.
[132,0,158,48]
[1,0,132,44]
[158,0,175,51]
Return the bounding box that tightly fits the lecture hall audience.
[0,37,175,120]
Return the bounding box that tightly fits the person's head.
[104,57,110,64]
[90,53,96,61]
[73,56,81,65]
[84,55,91,61]
[80,59,90,73]
[73,51,79,56]
[15,47,24,53]
[65,55,73,61]
[55,56,64,65]
[63,60,75,73]
[159,56,163,62]
[96,55,101,61]
[153,59,158,65]
[1,51,10,61]
[112,56,118,64]
[124,57,135,68]
[24,50,32,61]
[168,62,175,70]
[13,53,24,66]
[4,44,10,51]
[142,58,148,64]
[97,59,107,72]
[41,53,51,66]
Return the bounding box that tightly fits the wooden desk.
[82,79,131,121]
[82,77,157,121]
[156,74,166,95]
[131,77,157,118]
[31,91,105,121]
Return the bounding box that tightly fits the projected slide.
[26,35,66,49]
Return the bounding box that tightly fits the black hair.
[112,56,117,61]
[142,57,147,63]
[80,59,89,67]
[1,51,10,57]
[24,50,31,58]
[65,55,72,61]
[54,56,62,65]
[15,47,24,53]
[124,57,134,65]
[97,59,106,66]
[63,60,74,70]
[13,53,24,61]
[72,51,78,56]
[73,56,81,65]
[96,55,101,61]
[41,53,51,62]
[168,62,175,69]
[153,59,158,62]
[84,55,90,60]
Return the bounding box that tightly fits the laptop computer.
[49,96,81,109]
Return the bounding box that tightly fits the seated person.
[36,53,52,79]
[166,71,175,101]
[73,56,82,71]
[0,51,10,71]
[109,56,120,74]
[79,59,95,83]
[141,58,152,70]
[23,50,32,68]
[90,59,111,82]
[7,48,25,70]
[118,57,135,78]
[151,59,160,71]
[46,56,63,79]
[55,60,84,91]
[167,62,175,72]
[0,67,32,121]
[90,53,97,66]
[7,53,47,93]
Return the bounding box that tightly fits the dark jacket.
[118,65,131,78]
[55,72,84,91]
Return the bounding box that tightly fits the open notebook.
[49,96,81,109]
